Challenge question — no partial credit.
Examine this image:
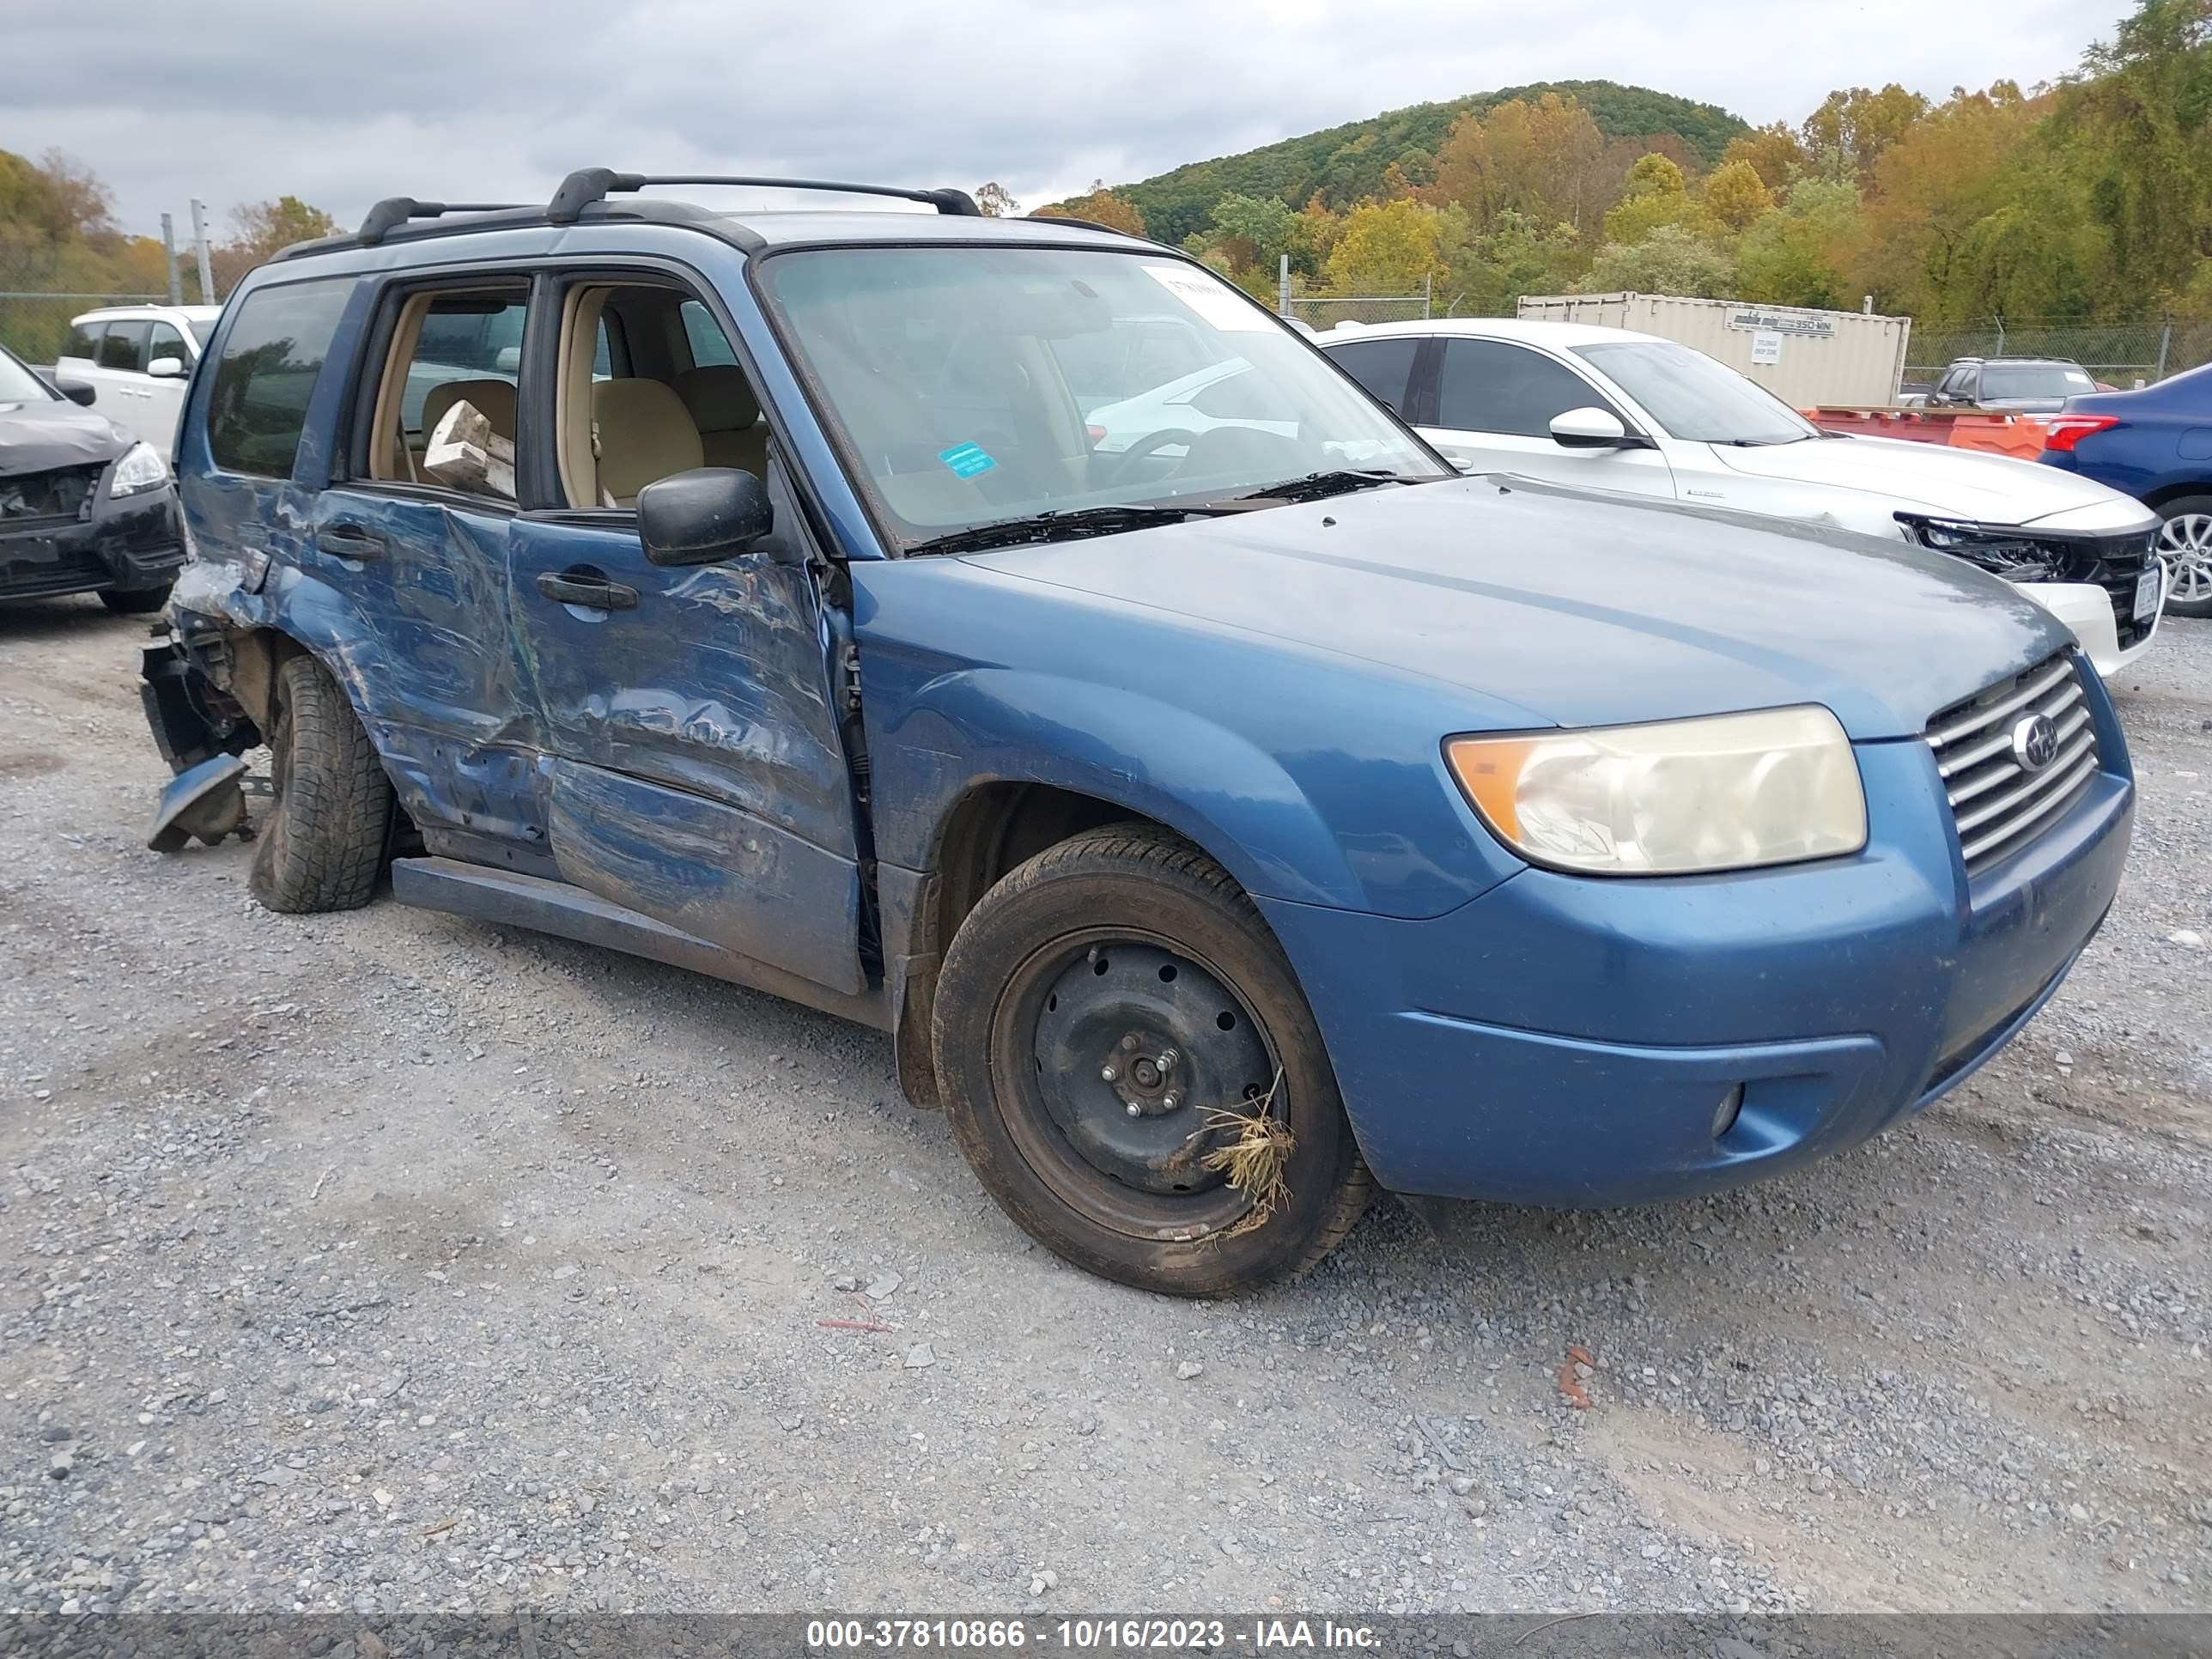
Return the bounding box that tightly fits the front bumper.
[2021,576,2160,678]
[1264,711,2135,1207]
[0,481,185,601]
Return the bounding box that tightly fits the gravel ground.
[2,598,2208,1619]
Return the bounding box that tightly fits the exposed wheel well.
[894,783,1175,1109]
[217,624,312,731]
[2143,482,2212,514]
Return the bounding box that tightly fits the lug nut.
[1100,1066,1117,1083]
[1158,1048,1179,1070]
[1126,1102,1143,1117]
[1162,1092,1180,1110]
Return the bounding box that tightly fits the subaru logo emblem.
[2011,713,2059,773]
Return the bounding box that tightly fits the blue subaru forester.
[140,171,2134,1294]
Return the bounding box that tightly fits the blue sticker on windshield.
[939,442,998,479]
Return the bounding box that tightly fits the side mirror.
[55,376,96,406]
[638,467,772,567]
[1550,406,1632,449]
[493,345,522,374]
[148,356,187,380]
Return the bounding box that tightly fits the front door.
[1418,337,1674,499]
[507,274,864,996]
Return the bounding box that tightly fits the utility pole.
[190,198,216,304]
[160,213,183,305]
[1279,253,1291,319]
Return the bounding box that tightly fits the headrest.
[674,365,761,434]
[591,378,704,505]
[420,378,517,439]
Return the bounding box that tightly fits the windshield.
[1575,340,1816,445]
[0,348,56,404]
[1982,363,2094,400]
[757,245,1443,544]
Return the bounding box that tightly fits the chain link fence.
[1285,293,1432,332]
[1,289,167,369]
[1905,317,2212,390]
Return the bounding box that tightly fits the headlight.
[110,442,170,497]
[1445,706,1867,875]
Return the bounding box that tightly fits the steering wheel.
[1103,428,1201,486]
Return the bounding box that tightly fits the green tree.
[1735,179,1864,308]
[1719,123,1810,193]
[1207,191,1304,275]
[1583,224,1735,296]
[1802,83,1929,180]
[1429,92,1615,235]
[973,181,1021,217]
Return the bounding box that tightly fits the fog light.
[1711,1085,1745,1140]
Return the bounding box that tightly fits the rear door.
[1419,336,1674,497]
[306,278,544,869]
[506,271,865,995]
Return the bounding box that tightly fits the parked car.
[0,340,185,612]
[1320,319,2165,678]
[1925,356,2098,414]
[55,303,222,453]
[140,172,2132,1296]
[2039,360,2212,618]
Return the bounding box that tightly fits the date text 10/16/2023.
[804,1619,1384,1650]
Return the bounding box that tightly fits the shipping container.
[1514,293,1913,408]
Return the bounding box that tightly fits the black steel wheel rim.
[990,927,1284,1239]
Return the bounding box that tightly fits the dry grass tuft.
[1200,1070,1295,1240]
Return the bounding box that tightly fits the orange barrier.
[1803,406,2052,460]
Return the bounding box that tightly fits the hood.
[963,477,2075,742]
[0,398,133,474]
[1709,432,2148,529]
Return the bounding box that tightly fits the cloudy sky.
[3,0,2135,240]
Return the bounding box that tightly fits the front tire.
[2155,495,2212,619]
[249,653,392,914]
[933,823,1372,1296]
[100,582,172,616]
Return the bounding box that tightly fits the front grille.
[0,465,102,528]
[1924,653,2100,876]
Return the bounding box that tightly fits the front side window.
[147,322,190,370]
[1437,337,1613,438]
[1325,335,1422,416]
[97,321,149,374]
[1574,339,1815,445]
[758,246,1441,544]
[206,278,353,478]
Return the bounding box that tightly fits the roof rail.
[545,168,981,225]
[357,198,530,246]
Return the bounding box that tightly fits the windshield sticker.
[1139,264,1273,332]
[939,441,998,479]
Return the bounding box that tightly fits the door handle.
[316,524,386,560]
[536,570,639,611]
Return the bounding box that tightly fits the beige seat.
[420,378,518,441]
[674,366,769,477]
[591,378,704,507]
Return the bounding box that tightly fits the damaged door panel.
[506,507,866,994]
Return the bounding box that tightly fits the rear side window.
[63,321,102,361]
[1437,337,1610,437]
[98,321,149,374]
[681,299,738,368]
[1326,336,1422,416]
[207,279,353,478]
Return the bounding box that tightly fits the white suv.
[1320,318,2166,678]
[56,304,222,453]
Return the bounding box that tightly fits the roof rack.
[545,168,981,225]
[357,198,530,246]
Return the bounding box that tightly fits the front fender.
[867,664,1518,921]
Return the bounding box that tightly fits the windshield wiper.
[1215,469,1412,505]
[903,502,1239,556]
[1717,434,1816,447]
